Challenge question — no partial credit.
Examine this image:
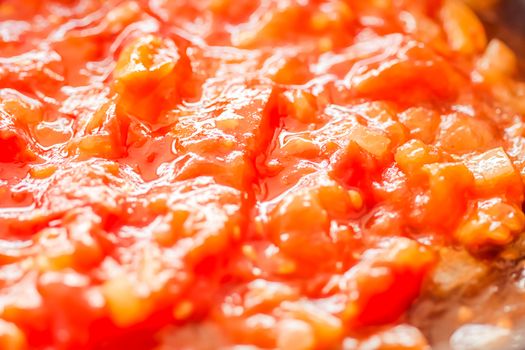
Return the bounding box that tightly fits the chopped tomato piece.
[114,35,191,122]
[0,1,524,349]
[464,147,523,200]
[340,238,436,326]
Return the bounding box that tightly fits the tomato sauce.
[0,0,525,349]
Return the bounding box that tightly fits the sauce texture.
[0,0,525,349]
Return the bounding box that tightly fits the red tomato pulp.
[0,0,524,349]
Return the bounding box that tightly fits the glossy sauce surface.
[1,0,525,349]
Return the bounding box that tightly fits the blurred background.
[482,0,525,75]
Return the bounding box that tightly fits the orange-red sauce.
[0,0,525,349]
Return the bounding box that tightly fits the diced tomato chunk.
[340,238,436,326]
[347,40,464,101]
[476,39,518,81]
[440,0,487,54]
[464,147,523,201]
[114,35,191,122]
[455,198,525,249]
[0,116,36,162]
[395,139,440,178]
[418,162,474,229]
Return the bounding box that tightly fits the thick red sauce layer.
[0,0,525,349]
